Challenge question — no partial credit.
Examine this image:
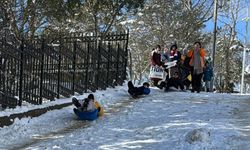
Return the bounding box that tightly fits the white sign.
[164,60,177,69]
[149,66,165,79]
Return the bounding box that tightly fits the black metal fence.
[0,31,129,108]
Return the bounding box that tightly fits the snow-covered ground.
[0,83,250,150]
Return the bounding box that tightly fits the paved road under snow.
[1,87,250,150]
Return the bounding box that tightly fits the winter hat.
[87,94,94,100]
[143,82,150,87]
[170,44,177,50]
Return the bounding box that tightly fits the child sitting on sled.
[72,94,104,116]
[87,94,104,116]
[127,81,150,98]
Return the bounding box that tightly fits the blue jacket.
[203,66,213,81]
[137,86,150,95]
[143,87,150,95]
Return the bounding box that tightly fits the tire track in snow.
[230,98,250,149]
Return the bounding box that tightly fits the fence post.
[57,40,62,99]
[18,39,24,106]
[115,43,120,85]
[72,41,77,92]
[106,42,111,86]
[85,42,90,92]
[129,49,133,81]
[39,39,45,104]
[96,42,101,88]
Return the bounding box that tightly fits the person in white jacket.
[72,96,96,112]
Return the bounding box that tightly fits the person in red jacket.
[169,43,182,63]
[150,45,164,86]
[151,45,163,66]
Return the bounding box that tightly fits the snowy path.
[10,97,139,150]
[1,85,250,150]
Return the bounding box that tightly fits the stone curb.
[0,102,72,128]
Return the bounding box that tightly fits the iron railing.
[0,31,129,108]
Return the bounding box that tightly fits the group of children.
[150,42,213,93]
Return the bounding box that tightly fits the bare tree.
[214,0,243,92]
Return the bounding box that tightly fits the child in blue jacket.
[203,61,213,92]
[127,81,150,98]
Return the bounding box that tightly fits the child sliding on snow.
[72,94,104,116]
[87,94,104,116]
[127,81,150,98]
[72,96,96,112]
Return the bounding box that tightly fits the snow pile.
[185,128,210,144]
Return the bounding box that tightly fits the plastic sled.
[74,109,98,121]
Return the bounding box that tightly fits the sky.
[204,0,250,44]
[0,83,250,149]
[205,20,250,43]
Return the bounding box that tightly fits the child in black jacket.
[128,81,150,98]
[165,72,184,91]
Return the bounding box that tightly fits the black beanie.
[88,94,94,100]
[170,44,177,50]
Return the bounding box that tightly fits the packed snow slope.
[0,84,250,150]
